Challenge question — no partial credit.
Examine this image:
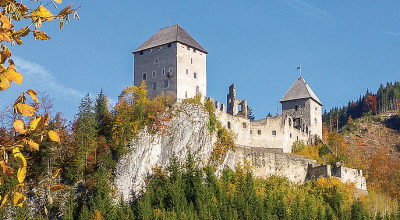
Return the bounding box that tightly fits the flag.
[297,66,300,70]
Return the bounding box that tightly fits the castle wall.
[306,164,331,180]
[214,103,310,153]
[134,42,178,99]
[281,98,322,138]
[332,166,367,191]
[176,42,207,100]
[234,146,317,183]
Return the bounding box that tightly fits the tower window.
[258,130,261,135]
[186,69,188,74]
[295,105,298,111]
[185,91,188,98]
[250,130,253,135]
[315,118,317,126]
[194,72,197,78]
[162,68,166,75]
[152,71,156,78]
[272,131,276,135]
[191,58,193,64]
[169,68,173,73]
[193,49,196,53]
[289,118,292,126]
[139,51,143,55]
[227,122,231,129]
[196,86,200,93]
[290,133,292,138]
[142,73,147,80]
[167,43,171,47]
[243,122,247,128]
[152,83,157,91]
[164,80,169,88]
[154,58,159,64]
[187,46,190,51]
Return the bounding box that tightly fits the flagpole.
[297,64,301,77]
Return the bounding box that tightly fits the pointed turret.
[280,76,323,106]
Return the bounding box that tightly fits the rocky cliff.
[114,102,215,202]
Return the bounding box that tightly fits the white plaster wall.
[309,100,323,138]
[176,42,207,100]
[214,106,309,153]
[134,43,178,99]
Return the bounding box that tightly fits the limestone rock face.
[114,102,215,202]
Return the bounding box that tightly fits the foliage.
[212,123,235,162]
[0,0,79,211]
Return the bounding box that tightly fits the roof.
[133,24,208,54]
[279,76,323,106]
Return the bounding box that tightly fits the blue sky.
[1,0,399,122]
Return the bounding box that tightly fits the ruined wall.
[306,164,331,180]
[222,146,317,183]
[214,102,310,153]
[332,167,367,191]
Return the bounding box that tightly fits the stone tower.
[133,24,208,100]
[227,83,248,117]
[279,76,323,139]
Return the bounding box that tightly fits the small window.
[162,68,166,75]
[169,68,173,73]
[289,118,292,126]
[243,122,247,128]
[164,80,169,88]
[187,46,190,51]
[258,130,261,135]
[154,58,159,64]
[185,91,188,98]
[306,126,308,133]
[315,118,318,126]
[250,130,253,135]
[139,51,143,55]
[191,58,193,64]
[167,43,171,48]
[194,72,197,78]
[228,122,231,129]
[152,83,156,91]
[290,133,292,138]
[315,107,317,111]
[193,49,196,53]
[142,73,147,80]
[152,71,156,78]
[272,131,276,135]
[196,86,199,93]
[295,105,298,111]
[186,69,189,74]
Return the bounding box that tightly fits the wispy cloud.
[280,0,333,21]
[385,31,400,36]
[13,56,85,101]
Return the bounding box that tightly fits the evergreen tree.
[247,106,255,121]
[95,89,112,139]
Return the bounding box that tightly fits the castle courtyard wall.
[233,146,317,183]
[214,103,310,153]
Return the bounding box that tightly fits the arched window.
[152,71,156,78]
[154,58,159,64]
[162,68,166,75]
[227,122,231,129]
[289,118,292,126]
[196,86,200,93]
[243,122,247,128]
[194,72,197,78]
[306,126,308,133]
[142,73,147,80]
[258,130,261,135]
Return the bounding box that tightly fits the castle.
[132,25,367,191]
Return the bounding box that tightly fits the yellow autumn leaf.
[12,147,27,167]
[54,0,62,3]
[16,103,36,116]
[4,68,23,85]
[11,192,25,207]
[14,36,22,45]
[23,139,39,151]
[0,14,12,30]
[16,26,30,37]
[17,167,26,183]
[48,130,60,142]
[50,184,62,191]
[0,194,8,208]
[0,30,11,42]
[51,168,62,180]
[57,4,72,18]
[13,120,27,134]
[33,30,51,40]
[0,75,10,91]
[27,89,40,104]
[32,5,54,22]
[0,161,14,177]
[30,116,41,131]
